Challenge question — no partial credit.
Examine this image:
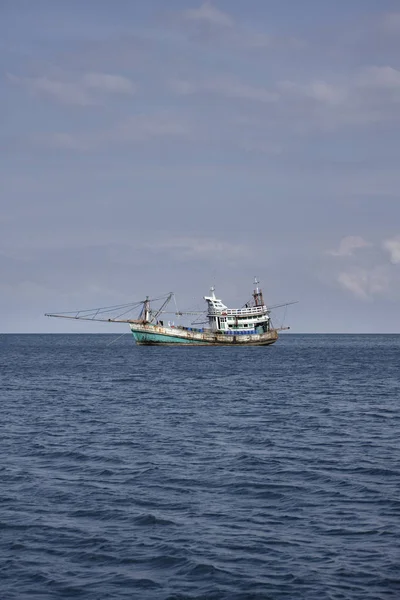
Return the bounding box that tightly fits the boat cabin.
[204,282,271,335]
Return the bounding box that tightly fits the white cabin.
[204,281,271,335]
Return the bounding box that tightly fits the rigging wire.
[173,294,179,325]
[55,301,143,316]
[173,293,179,314]
[46,293,174,320]
[281,304,288,329]
[106,331,131,346]
[113,305,142,321]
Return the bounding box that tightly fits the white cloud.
[82,72,137,94]
[149,236,251,262]
[307,81,347,104]
[170,77,279,103]
[110,114,190,141]
[337,270,369,299]
[35,113,191,151]
[170,63,400,138]
[8,74,94,106]
[279,80,347,105]
[8,71,136,106]
[337,267,391,300]
[276,65,400,131]
[329,236,371,257]
[356,66,400,89]
[183,2,233,28]
[178,2,304,51]
[383,236,400,264]
[326,234,400,301]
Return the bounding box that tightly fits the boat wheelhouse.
[204,280,271,337]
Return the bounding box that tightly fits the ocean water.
[1,334,399,600]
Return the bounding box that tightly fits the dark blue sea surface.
[1,334,399,599]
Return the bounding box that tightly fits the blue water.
[1,334,399,599]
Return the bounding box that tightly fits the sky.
[1,0,400,333]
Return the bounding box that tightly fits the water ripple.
[1,334,399,599]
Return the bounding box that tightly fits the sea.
[1,334,399,600]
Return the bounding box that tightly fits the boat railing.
[208,306,267,316]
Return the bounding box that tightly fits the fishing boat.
[45,279,295,346]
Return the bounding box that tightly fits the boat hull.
[130,324,278,346]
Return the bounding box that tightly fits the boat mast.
[252,277,265,307]
[150,292,174,323]
[143,296,151,322]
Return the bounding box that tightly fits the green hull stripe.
[132,331,207,344]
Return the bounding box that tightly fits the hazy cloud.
[8,71,136,106]
[170,64,400,137]
[170,77,279,103]
[278,67,400,130]
[31,113,191,151]
[278,80,347,106]
[111,114,190,142]
[383,236,400,264]
[356,66,400,89]
[182,2,233,28]
[337,267,391,300]
[8,73,94,106]
[337,270,369,299]
[148,236,251,262]
[329,233,400,301]
[178,2,302,51]
[82,72,137,94]
[329,236,371,257]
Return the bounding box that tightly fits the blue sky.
[1,0,400,333]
